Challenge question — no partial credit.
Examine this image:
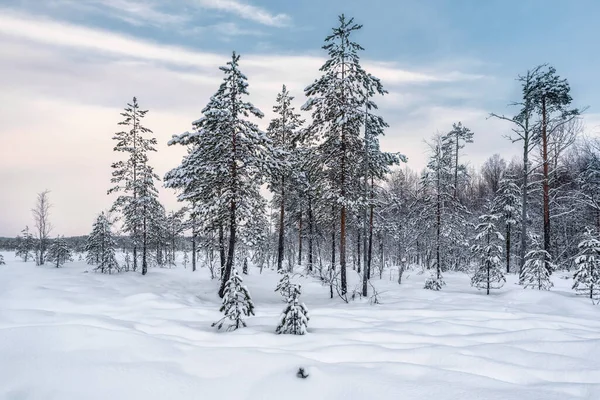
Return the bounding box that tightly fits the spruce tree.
[212,267,255,331]
[443,122,474,199]
[16,226,35,262]
[109,97,160,276]
[521,234,554,290]
[165,52,274,297]
[471,213,506,294]
[0,254,5,265]
[572,229,600,303]
[276,284,309,335]
[85,212,120,274]
[47,236,72,268]
[491,176,522,273]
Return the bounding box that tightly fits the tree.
[16,226,35,262]
[530,65,579,262]
[443,122,474,199]
[491,175,522,273]
[276,284,309,335]
[47,236,72,268]
[471,213,506,294]
[420,134,467,289]
[491,67,539,275]
[32,190,52,265]
[267,85,305,272]
[85,212,120,274]
[166,52,273,297]
[109,97,160,276]
[572,229,600,303]
[303,14,387,296]
[0,255,4,265]
[520,234,554,290]
[212,267,255,331]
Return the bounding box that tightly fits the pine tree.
[212,267,255,331]
[471,213,506,294]
[267,85,305,272]
[491,176,522,273]
[165,52,274,298]
[572,229,600,303]
[16,225,35,262]
[303,14,387,296]
[276,284,309,335]
[85,212,120,274]
[521,234,554,290]
[47,236,72,268]
[109,97,160,276]
[443,122,474,199]
[0,254,5,265]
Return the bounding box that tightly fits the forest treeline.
[6,15,600,306]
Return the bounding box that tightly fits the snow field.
[1,251,599,400]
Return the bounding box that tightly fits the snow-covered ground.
[1,251,599,400]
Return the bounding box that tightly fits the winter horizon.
[1,0,600,237]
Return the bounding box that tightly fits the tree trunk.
[357,228,361,274]
[308,196,314,273]
[506,224,511,274]
[330,206,335,299]
[277,180,285,272]
[142,208,148,276]
[298,211,303,267]
[541,96,552,273]
[520,135,529,276]
[191,225,197,272]
[219,199,236,298]
[367,176,375,281]
[219,223,225,277]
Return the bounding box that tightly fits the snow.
[1,251,600,399]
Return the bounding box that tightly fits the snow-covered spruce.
[276,284,309,335]
[16,225,35,262]
[47,236,73,268]
[212,267,255,331]
[572,229,600,303]
[491,175,521,274]
[520,234,554,290]
[85,212,120,274]
[424,275,445,291]
[470,213,506,294]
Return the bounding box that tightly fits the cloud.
[193,0,291,27]
[0,12,506,236]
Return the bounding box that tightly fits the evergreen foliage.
[212,267,255,331]
[471,213,506,294]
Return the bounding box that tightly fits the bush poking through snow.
[276,282,309,335]
[212,268,255,331]
[424,275,445,291]
[0,254,5,265]
[572,229,600,304]
[296,368,309,379]
[520,234,554,290]
[47,236,73,268]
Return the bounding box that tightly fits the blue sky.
[0,0,599,235]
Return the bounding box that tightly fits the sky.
[1,0,600,237]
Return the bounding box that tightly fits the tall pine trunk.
[541,96,552,273]
[191,224,197,272]
[307,196,314,273]
[277,180,285,271]
[219,223,225,277]
[298,211,303,267]
[506,224,511,274]
[142,207,148,275]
